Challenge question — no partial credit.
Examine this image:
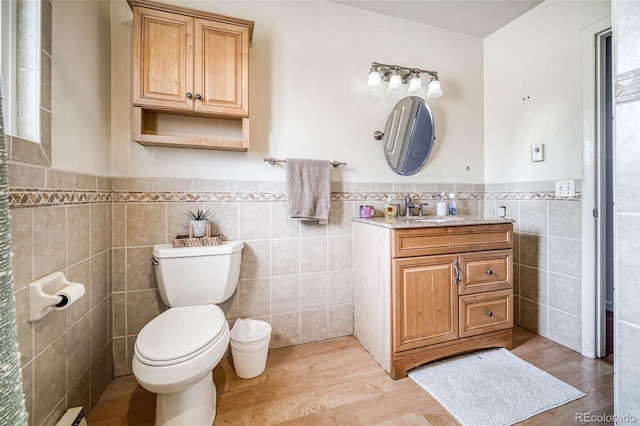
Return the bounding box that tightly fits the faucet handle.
[417,202,428,216]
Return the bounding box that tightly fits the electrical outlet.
[531,144,544,162]
[555,179,575,197]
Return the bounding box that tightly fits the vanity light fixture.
[426,75,443,98]
[407,72,423,96]
[387,68,403,94]
[366,62,443,98]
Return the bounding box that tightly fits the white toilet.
[132,241,243,426]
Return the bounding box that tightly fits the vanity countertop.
[351,215,515,229]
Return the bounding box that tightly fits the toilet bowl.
[131,241,244,426]
[132,305,229,425]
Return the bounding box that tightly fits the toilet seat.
[135,305,226,367]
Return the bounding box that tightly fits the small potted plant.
[185,208,212,237]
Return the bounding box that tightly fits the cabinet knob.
[195,94,202,100]
[186,92,193,99]
[486,269,493,275]
[486,311,493,317]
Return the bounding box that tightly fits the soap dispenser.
[448,193,457,215]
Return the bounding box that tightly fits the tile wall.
[8,164,112,426]
[613,0,640,418]
[109,179,485,376]
[9,167,583,410]
[484,180,583,352]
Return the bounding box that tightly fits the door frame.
[581,17,612,358]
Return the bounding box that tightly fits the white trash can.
[229,319,271,379]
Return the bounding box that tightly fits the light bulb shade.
[407,76,423,96]
[366,71,382,91]
[426,79,443,98]
[387,74,403,93]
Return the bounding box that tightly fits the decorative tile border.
[8,189,581,208]
[110,191,287,203]
[484,191,581,201]
[110,190,580,203]
[616,68,640,104]
[8,189,112,208]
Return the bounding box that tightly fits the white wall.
[484,0,610,183]
[110,0,484,183]
[52,0,112,176]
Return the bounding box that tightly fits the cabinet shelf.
[133,107,249,151]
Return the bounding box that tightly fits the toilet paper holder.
[28,271,86,322]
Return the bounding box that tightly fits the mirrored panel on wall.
[379,96,435,176]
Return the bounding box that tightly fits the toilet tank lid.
[153,241,244,258]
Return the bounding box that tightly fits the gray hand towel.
[286,158,331,224]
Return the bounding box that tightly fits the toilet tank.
[151,241,244,307]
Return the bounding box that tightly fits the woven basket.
[171,222,224,248]
[172,234,223,248]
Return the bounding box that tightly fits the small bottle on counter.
[448,193,457,216]
[383,196,398,218]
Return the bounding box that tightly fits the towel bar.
[263,157,346,168]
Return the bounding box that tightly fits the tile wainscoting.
[107,179,487,377]
[614,0,640,414]
[485,180,583,352]
[8,166,113,426]
[9,167,583,386]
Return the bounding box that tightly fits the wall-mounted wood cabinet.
[354,221,514,379]
[128,0,253,151]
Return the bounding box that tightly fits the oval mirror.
[380,96,435,176]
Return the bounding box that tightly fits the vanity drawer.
[393,224,513,258]
[458,250,512,295]
[459,289,512,338]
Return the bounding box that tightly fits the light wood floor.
[87,327,614,425]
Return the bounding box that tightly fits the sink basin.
[400,216,466,223]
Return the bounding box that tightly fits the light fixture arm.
[371,62,438,83]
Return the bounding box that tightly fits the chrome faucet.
[404,195,425,217]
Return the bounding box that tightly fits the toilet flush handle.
[151,256,159,266]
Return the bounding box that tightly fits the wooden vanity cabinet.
[393,254,459,352]
[128,0,253,150]
[353,222,514,380]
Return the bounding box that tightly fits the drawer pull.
[454,261,460,285]
[486,269,493,275]
[486,310,493,317]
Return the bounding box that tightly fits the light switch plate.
[531,144,544,162]
[555,179,575,197]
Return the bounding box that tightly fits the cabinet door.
[132,7,194,110]
[194,19,249,116]
[392,255,458,352]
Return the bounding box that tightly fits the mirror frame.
[7,0,52,167]
[382,96,435,176]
